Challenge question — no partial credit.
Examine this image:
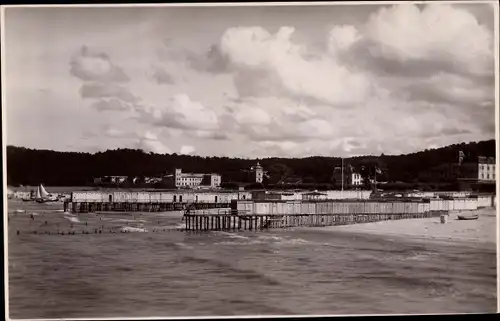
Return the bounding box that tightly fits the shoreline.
[297,208,497,249]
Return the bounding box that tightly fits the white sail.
[35,186,42,199]
[39,184,50,198]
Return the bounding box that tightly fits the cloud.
[103,126,129,138]
[81,125,171,155]
[396,72,494,107]
[233,106,272,126]
[190,130,230,140]
[134,131,171,154]
[70,45,130,82]
[219,26,376,106]
[253,141,301,158]
[180,145,196,155]
[281,103,317,122]
[80,82,138,103]
[135,93,221,132]
[157,40,230,75]
[351,3,494,79]
[224,97,338,143]
[52,4,495,158]
[151,66,175,85]
[185,44,230,73]
[91,98,134,112]
[327,25,362,54]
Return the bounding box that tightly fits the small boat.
[35,184,58,203]
[457,214,479,220]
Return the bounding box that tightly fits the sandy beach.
[307,208,497,246]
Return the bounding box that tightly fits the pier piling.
[182,211,443,232]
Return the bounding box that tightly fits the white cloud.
[136,93,220,131]
[233,106,272,126]
[70,46,130,82]
[219,26,375,106]
[328,25,361,54]
[134,131,171,154]
[363,3,493,76]
[91,97,134,112]
[180,145,196,155]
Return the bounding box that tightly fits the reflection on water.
[7,200,497,318]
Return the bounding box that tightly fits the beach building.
[302,191,328,201]
[251,190,301,201]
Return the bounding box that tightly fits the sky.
[3,2,498,158]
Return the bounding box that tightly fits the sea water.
[7,200,497,318]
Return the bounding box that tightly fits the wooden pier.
[64,201,230,213]
[183,211,444,231]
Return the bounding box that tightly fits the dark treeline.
[6,139,495,189]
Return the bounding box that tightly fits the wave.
[112,218,148,223]
[64,216,81,223]
[158,223,186,230]
[121,226,148,233]
[175,223,186,229]
[174,242,194,250]
[214,234,310,247]
[403,252,439,261]
[214,231,250,240]
[278,238,309,245]
[216,240,267,246]
[180,253,284,286]
[257,235,284,242]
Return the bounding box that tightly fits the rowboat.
[457,214,479,220]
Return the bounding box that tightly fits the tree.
[5,139,495,187]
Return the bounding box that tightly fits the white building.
[173,168,221,188]
[202,173,222,188]
[351,172,363,186]
[333,165,363,187]
[250,162,264,183]
[478,156,496,182]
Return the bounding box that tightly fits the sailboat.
[35,184,58,203]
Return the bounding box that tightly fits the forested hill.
[5,139,496,187]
